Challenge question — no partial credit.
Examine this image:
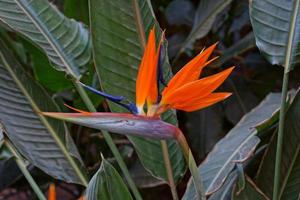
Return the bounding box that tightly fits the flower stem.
[176,130,206,200]
[5,140,46,200]
[273,0,299,198]
[273,70,289,200]
[161,140,179,200]
[73,82,142,200]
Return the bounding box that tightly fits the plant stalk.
[73,82,142,200]
[273,70,289,200]
[273,0,299,198]
[5,140,46,200]
[161,140,179,200]
[176,130,206,200]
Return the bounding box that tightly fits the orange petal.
[163,43,218,97]
[147,32,164,107]
[173,92,232,112]
[136,28,157,112]
[64,104,91,115]
[48,184,56,200]
[162,67,234,106]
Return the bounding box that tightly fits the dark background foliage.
[0,0,299,199]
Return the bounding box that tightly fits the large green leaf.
[86,157,133,200]
[0,0,91,78]
[182,93,281,199]
[0,39,87,185]
[249,0,300,71]
[178,0,233,54]
[89,0,186,183]
[24,40,73,92]
[256,89,300,199]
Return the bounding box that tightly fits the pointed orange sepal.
[48,184,56,200]
[77,196,86,200]
[147,31,165,115]
[64,104,91,115]
[163,43,218,97]
[162,67,234,106]
[173,92,232,112]
[136,27,157,112]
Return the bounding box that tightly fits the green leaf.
[233,176,269,200]
[24,40,73,92]
[64,0,89,24]
[0,39,87,185]
[86,157,133,200]
[182,93,282,199]
[89,0,186,183]
[0,0,91,78]
[256,89,300,199]
[249,0,300,71]
[178,0,233,53]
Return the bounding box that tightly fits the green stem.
[273,0,299,199]
[5,140,46,200]
[73,82,142,200]
[273,72,289,200]
[273,71,289,200]
[161,140,179,200]
[176,130,206,200]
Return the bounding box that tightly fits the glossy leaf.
[0,40,87,185]
[24,40,73,92]
[256,89,300,199]
[178,0,233,53]
[89,0,186,183]
[182,93,281,199]
[0,0,91,78]
[86,158,133,200]
[249,0,300,71]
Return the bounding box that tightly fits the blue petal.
[79,82,138,114]
[79,82,124,102]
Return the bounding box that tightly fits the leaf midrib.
[14,0,78,78]
[206,131,257,193]
[131,0,146,48]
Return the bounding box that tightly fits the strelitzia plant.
[43,28,234,199]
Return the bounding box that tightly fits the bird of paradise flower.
[43,28,234,199]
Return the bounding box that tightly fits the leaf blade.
[256,89,300,199]
[182,93,282,199]
[86,158,133,200]
[249,0,300,70]
[0,39,87,185]
[0,0,91,78]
